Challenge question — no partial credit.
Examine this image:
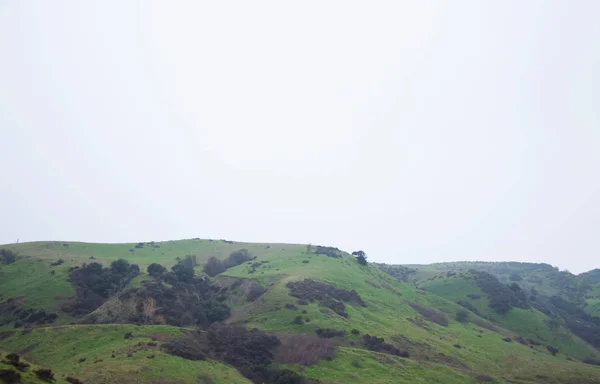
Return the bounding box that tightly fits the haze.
[1,1,599,273]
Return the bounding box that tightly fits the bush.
[286,279,365,318]
[362,335,408,357]
[50,259,64,267]
[546,345,559,356]
[247,285,266,302]
[203,257,226,277]
[313,246,342,258]
[274,334,335,366]
[162,338,206,360]
[291,316,304,325]
[284,304,298,311]
[351,329,360,335]
[315,328,346,338]
[509,273,522,281]
[456,309,469,322]
[0,249,16,264]
[352,251,367,265]
[3,353,29,371]
[147,263,167,278]
[203,250,255,277]
[34,368,54,381]
[0,369,21,383]
[410,304,448,326]
[66,377,85,384]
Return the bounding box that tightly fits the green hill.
[2,240,600,383]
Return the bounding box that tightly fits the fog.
[1,1,599,272]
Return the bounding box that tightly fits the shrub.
[0,249,16,264]
[3,353,29,371]
[352,251,367,265]
[0,369,21,383]
[313,246,342,258]
[34,368,54,381]
[351,329,360,335]
[246,285,266,302]
[286,279,365,318]
[124,332,133,339]
[162,338,206,360]
[362,334,408,357]
[475,374,494,382]
[410,304,448,326]
[291,316,304,325]
[274,334,335,365]
[456,309,469,322]
[315,328,346,338]
[467,294,481,300]
[203,257,226,277]
[285,304,298,311]
[546,345,559,356]
[509,273,522,281]
[147,263,167,278]
[66,377,85,384]
[50,259,64,267]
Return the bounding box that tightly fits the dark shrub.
[509,273,522,281]
[0,249,16,264]
[315,328,345,338]
[3,353,29,371]
[268,369,306,384]
[502,337,512,342]
[162,338,206,360]
[410,304,448,326]
[475,374,494,382]
[351,329,360,335]
[124,332,133,339]
[352,250,367,265]
[285,303,298,311]
[66,377,85,384]
[247,285,266,302]
[470,270,528,314]
[456,309,469,322]
[66,260,140,316]
[274,334,335,366]
[225,249,254,268]
[203,256,226,277]
[364,280,380,288]
[546,345,559,356]
[286,279,365,318]
[291,316,304,325]
[583,358,600,366]
[34,368,54,381]
[467,294,481,300]
[302,260,309,264]
[147,263,167,278]
[362,335,408,357]
[172,264,194,283]
[0,369,20,383]
[313,246,342,258]
[50,259,64,267]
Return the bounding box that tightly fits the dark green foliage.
[65,260,140,316]
[410,303,448,326]
[352,250,367,266]
[147,263,167,278]
[0,249,16,264]
[291,316,304,325]
[546,345,559,356]
[269,369,306,384]
[315,328,345,338]
[313,246,342,258]
[0,369,21,383]
[284,304,298,311]
[162,337,206,360]
[3,353,29,371]
[247,285,266,302]
[456,309,469,322]
[470,270,529,314]
[351,329,360,335]
[135,278,231,326]
[10,308,57,327]
[123,332,133,339]
[171,263,194,283]
[509,273,522,281]
[49,259,64,267]
[457,300,482,317]
[286,279,365,318]
[377,265,417,282]
[65,376,85,384]
[34,368,54,382]
[362,334,408,357]
[203,250,255,277]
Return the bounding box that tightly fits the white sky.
[1,1,599,273]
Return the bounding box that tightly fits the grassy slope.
[418,272,598,360]
[1,240,600,383]
[0,324,250,384]
[1,352,70,384]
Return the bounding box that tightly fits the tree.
[147,263,167,278]
[203,256,226,277]
[172,263,194,283]
[456,309,469,322]
[352,250,367,266]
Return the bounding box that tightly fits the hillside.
[1,240,600,383]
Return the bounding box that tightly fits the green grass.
[2,239,600,383]
[0,324,250,384]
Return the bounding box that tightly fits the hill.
[1,240,600,383]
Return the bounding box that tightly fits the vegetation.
[2,239,600,383]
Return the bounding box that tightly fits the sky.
[0,1,599,273]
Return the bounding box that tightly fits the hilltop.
[1,239,600,383]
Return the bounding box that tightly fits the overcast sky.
[1,1,599,273]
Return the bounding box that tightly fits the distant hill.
[1,240,600,383]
